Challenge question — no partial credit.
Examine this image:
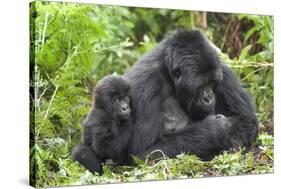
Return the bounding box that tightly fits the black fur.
[72,75,132,174]
[162,97,192,135]
[124,29,259,160]
[162,85,216,135]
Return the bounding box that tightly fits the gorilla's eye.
[113,96,120,102]
[173,68,181,79]
[123,96,130,103]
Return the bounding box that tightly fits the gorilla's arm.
[213,64,259,149]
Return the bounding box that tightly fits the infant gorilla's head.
[93,75,131,120]
[163,29,223,115]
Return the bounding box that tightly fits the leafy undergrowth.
[36,128,273,188]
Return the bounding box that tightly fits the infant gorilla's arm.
[82,111,116,146]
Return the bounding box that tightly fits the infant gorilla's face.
[112,95,131,120]
[93,75,131,121]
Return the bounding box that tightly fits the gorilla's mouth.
[185,84,215,110]
[175,82,215,115]
[200,87,214,106]
[184,84,216,121]
[119,110,131,121]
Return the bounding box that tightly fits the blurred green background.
[30,1,273,187]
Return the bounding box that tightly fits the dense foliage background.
[30,1,273,187]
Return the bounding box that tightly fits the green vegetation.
[30,1,273,187]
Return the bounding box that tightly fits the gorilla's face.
[164,31,223,114]
[112,95,131,120]
[171,55,222,105]
[93,75,131,120]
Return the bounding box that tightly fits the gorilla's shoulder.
[124,47,163,80]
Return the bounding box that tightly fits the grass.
[34,123,273,188]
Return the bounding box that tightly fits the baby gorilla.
[72,75,132,173]
[162,84,229,135]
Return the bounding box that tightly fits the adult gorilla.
[124,29,259,160]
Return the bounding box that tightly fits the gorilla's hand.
[201,114,232,129]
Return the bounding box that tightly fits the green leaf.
[244,26,259,43]
[132,155,145,166]
[239,45,252,61]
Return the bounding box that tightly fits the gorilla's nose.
[203,96,211,104]
[215,114,224,119]
[121,104,129,112]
